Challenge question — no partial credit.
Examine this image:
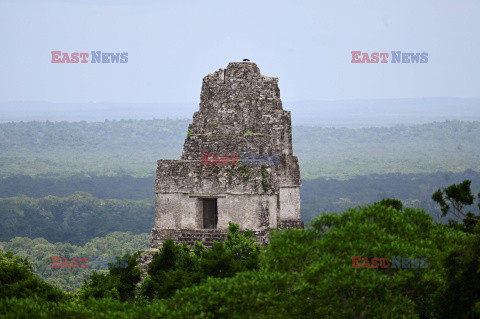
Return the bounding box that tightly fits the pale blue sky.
[0,0,479,103]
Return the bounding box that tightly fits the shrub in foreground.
[0,250,66,302]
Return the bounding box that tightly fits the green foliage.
[445,217,479,234]
[193,241,204,256]
[1,232,149,292]
[140,239,200,300]
[186,128,193,138]
[433,179,480,233]
[433,179,478,218]
[375,198,403,210]
[0,250,67,302]
[78,252,142,302]
[0,206,476,318]
[0,296,168,318]
[149,239,180,274]
[207,164,220,174]
[260,204,470,317]
[147,204,470,317]
[237,164,252,179]
[76,273,121,301]
[0,119,190,177]
[245,130,254,135]
[158,271,300,318]
[225,221,261,269]
[139,223,261,301]
[301,170,480,223]
[198,241,241,279]
[435,225,480,318]
[294,120,480,180]
[0,173,155,199]
[0,193,154,245]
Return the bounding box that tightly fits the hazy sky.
[0,0,479,104]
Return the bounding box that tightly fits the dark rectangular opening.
[202,198,218,229]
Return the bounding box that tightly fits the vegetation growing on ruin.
[237,164,252,179]
[206,164,220,174]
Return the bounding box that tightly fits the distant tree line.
[301,169,480,222]
[0,119,478,178]
[0,192,154,245]
[0,174,154,200]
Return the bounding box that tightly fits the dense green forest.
[0,192,154,245]
[0,174,154,199]
[301,169,480,222]
[3,204,480,318]
[0,119,189,177]
[0,232,149,292]
[1,119,479,179]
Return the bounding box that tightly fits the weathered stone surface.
[135,248,159,280]
[150,228,271,250]
[181,62,291,159]
[153,154,300,195]
[149,61,303,251]
[278,220,305,230]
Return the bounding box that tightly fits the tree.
[435,225,480,318]
[77,252,142,302]
[374,198,403,210]
[139,222,262,301]
[225,221,261,270]
[0,250,66,302]
[432,180,480,232]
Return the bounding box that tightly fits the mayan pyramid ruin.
[150,61,303,249]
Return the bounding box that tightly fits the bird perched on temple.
[243,58,250,62]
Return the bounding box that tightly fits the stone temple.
[149,61,303,249]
